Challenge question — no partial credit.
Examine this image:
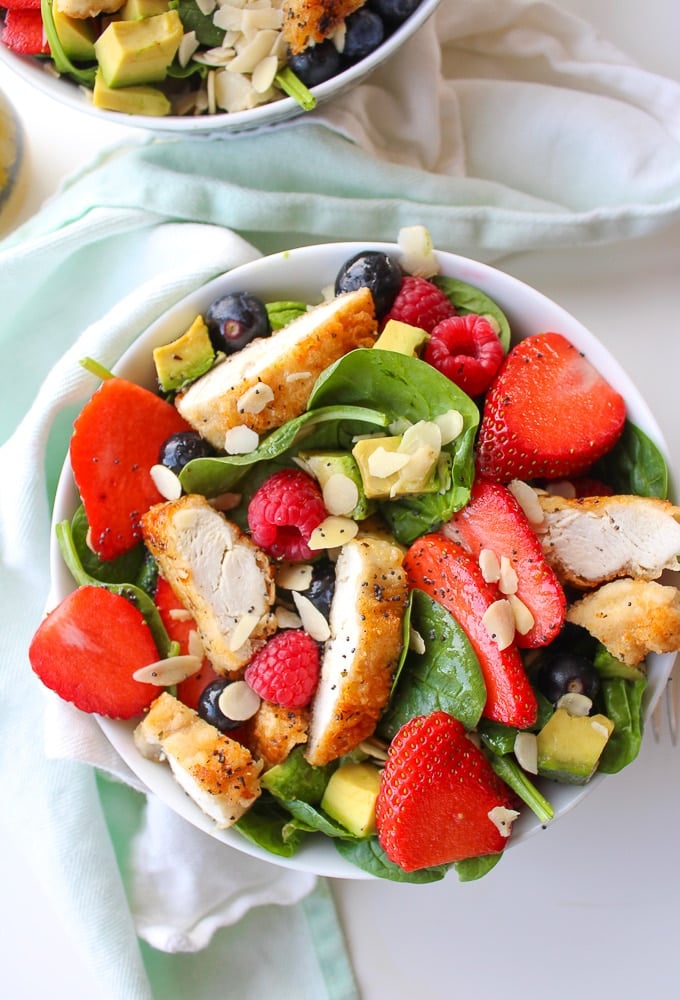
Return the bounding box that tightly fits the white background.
[2,1,680,997]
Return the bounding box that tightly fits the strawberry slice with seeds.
[376,711,518,871]
[443,479,566,648]
[29,586,161,719]
[476,332,626,483]
[70,377,191,561]
[403,533,537,728]
[154,576,220,710]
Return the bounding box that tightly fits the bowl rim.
[0,0,441,133]
[48,240,676,879]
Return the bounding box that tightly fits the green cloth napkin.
[3,1,680,996]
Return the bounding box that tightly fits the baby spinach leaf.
[593,421,668,498]
[266,301,309,330]
[179,404,388,496]
[40,0,97,88]
[432,275,511,351]
[172,0,225,46]
[70,505,146,586]
[454,853,503,882]
[378,589,486,740]
[307,349,479,543]
[234,798,308,857]
[261,747,334,805]
[487,753,555,824]
[597,677,647,773]
[335,837,450,883]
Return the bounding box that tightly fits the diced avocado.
[352,421,442,499]
[52,5,96,62]
[94,10,183,88]
[153,316,216,392]
[536,707,615,785]
[373,319,429,356]
[92,70,172,115]
[298,450,375,519]
[260,746,330,805]
[321,762,382,837]
[594,644,647,682]
[120,0,170,19]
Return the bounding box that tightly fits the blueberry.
[536,651,601,705]
[369,0,422,25]
[159,430,217,474]
[205,291,271,354]
[288,40,342,88]
[197,679,244,733]
[306,558,337,619]
[335,250,403,318]
[343,9,385,62]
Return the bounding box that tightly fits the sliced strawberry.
[70,377,191,561]
[376,711,518,871]
[29,586,161,719]
[424,314,504,397]
[476,332,626,483]
[443,479,566,648]
[154,576,220,709]
[403,533,537,728]
[1,9,49,53]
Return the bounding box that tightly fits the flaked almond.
[488,805,520,838]
[275,606,302,629]
[178,30,199,68]
[228,611,261,652]
[276,562,313,591]
[236,381,275,415]
[367,447,410,479]
[292,591,331,642]
[498,555,518,595]
[507,479,545,527]
[479,548,501,584]
[508,594,535,635]
[169,608,193,622]
[187,629,205,660]
[434,409,465,445]
[557,692,593,717]
[546,479,577,499]
[308,515,359,550]
[513,731,538,774]
[225,424,259,454]
[591,719,611,738]
[286,370,311,382]
[322,473,359,516]
[218,680,261,722]
[409,627,426,654]
[251,54,279,93]
[150,464,182,501]
[358,737,389,762]
[133,654,201,686]
[481,599,516,651]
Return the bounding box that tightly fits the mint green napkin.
[2,1,680,996]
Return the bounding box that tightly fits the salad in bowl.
[30,230,680,883]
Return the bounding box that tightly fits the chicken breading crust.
[282,0,366,54]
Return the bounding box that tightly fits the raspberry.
[247,468,327,561]
[381,276,456,333]
[245,630,320,708]
[424,313,504,397]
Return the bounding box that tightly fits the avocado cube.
[94,10,183,88]
[53,4,96,62]
[352,421,442,500]
[298,450,374,519]
[373,319,429,356]
[92,70,172,116]
[537,707,615,785]
[321,762,382,837]
[153,316,216,392]
[120,0,170,20]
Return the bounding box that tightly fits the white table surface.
[2,3,680,998]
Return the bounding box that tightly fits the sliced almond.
[409,627,426,655]
[276,562,313,591]
[308,515,359,551]
[498,555,518,595]
[218,680,261,722]
[479,548,501,584]
[557,692,593,717]
[488,805,520,838]
[481,599,516,651]
[150,464,183,501]
[168,608,193,622]
[236,381,275,415]
[252,54,279,94]
[187,629,205,660]
[508,594,535,635]
[292,591,330,642]
[224,424,259,454]
[507,479,545,527]
[513,731,538,774]
[434,409,465,445]
[275,606,303,629]
[322,473,359,516]
[228,611,261,652]
[133,654,201,686]
[367,447,411,479]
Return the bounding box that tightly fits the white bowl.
[0,0,440,133]
[49,241,676,879]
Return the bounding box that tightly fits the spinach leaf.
[487,752,555,824]
[171,0,225,46]
[378,589,486,740]
[593,420,669,498]
[40,0,97,88]
[266,301,309,330]
[179,404,389,496]
[597,677,647,773]
[307,349,479,543]
[454,853,503,882]
[234,797,308,857]
[432,275,511,351]
[335,837,450,883]
[70,505,146,586]
[261,746,334,805]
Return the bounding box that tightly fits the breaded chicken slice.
[134,692,262,828]
[305,535,408,766]
[282,0,365,54]
[141,494,277,677]
[536,493,680,589]
[175,287,377,450]
[243,700,310,770]
[567,578,680,666]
